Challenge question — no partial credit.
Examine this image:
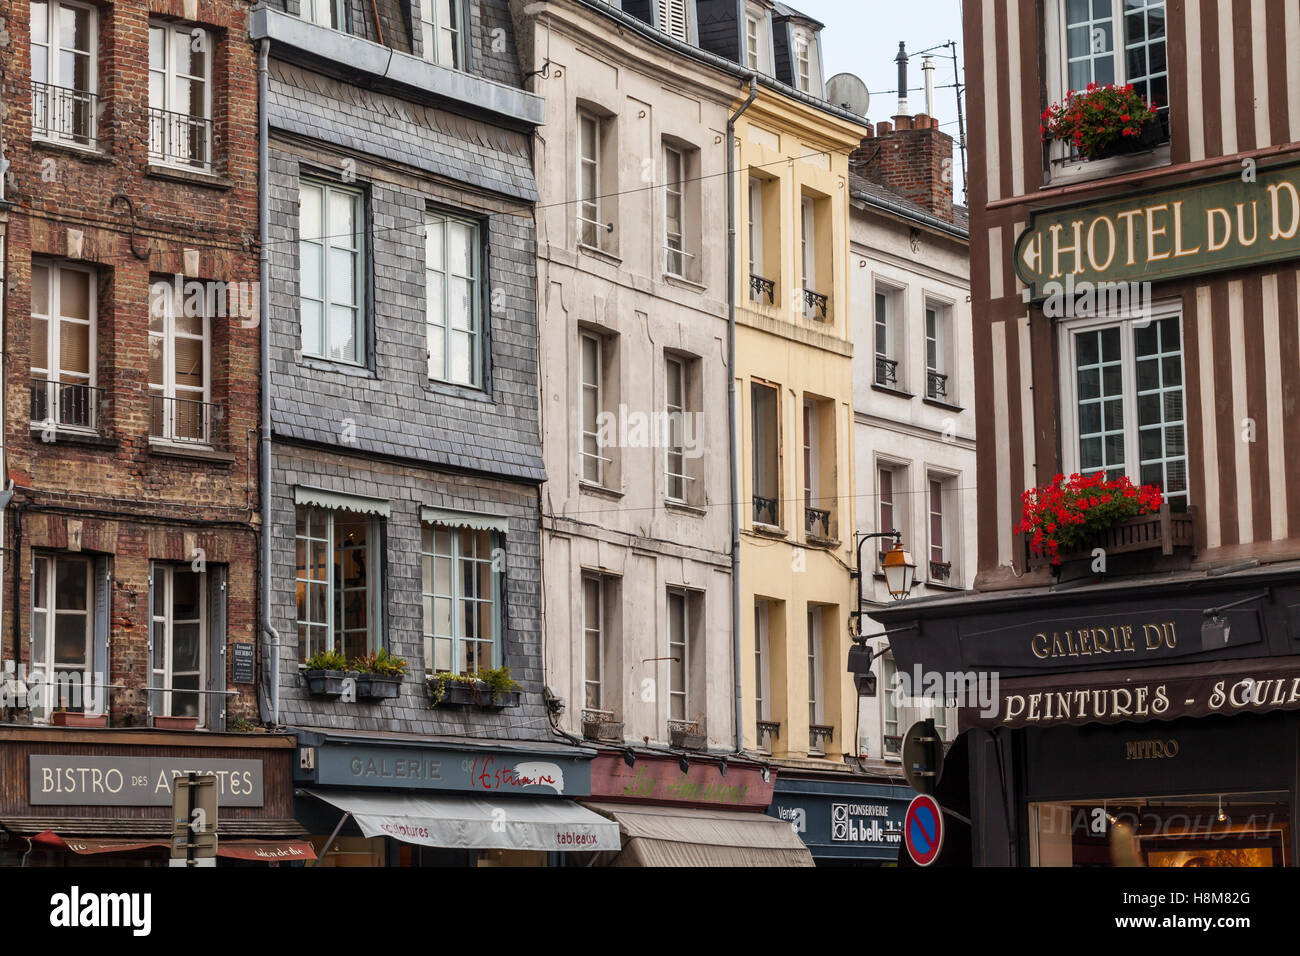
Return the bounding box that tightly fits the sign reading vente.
[1014,161,1300,299]
[30,756,264,807]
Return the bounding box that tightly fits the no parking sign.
[903,793,944,867]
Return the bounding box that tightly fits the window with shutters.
[30,260,98,433]
[660,0,690,42]
[30,553,94,721]
[151,565,208,727]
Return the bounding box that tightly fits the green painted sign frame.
[1014,160,1300,300]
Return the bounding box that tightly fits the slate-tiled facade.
[259,0,548,737]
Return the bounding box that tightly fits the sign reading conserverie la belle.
[1014,161,1300,300]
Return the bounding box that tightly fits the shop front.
[292,730,619,866]
[871,566,1300,867]
[0,727,312,866]
[567,749,813,866]
[767,774,914,866]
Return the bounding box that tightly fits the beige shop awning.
[583,802,815,867]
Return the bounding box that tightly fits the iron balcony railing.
[930,560,952,582]
[753,494,778,526]
[801,287,829,320]
[749,274,775,305]
[30,379,105,433]
[147,107,213,171]
[805,506,830,538]
[927,370,949,400]
[875,356,898,387]
[31,81,97,148]
[150,393,223,448]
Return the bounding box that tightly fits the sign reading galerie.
[1014,161,1300,299]
[29,756,264,807]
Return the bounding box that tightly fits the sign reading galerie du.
[29,756,264,807]
[1014,161,1300,299]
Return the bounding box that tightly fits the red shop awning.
[30,830,316,862]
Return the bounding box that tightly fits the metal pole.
[312,811,351,868]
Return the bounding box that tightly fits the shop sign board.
[29,756,264,807]
[309,744,593,796]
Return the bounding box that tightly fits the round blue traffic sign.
[904,793,944,866]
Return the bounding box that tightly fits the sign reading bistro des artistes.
[1014,161,1300,299]
[29,756,264,807]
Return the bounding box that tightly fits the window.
[148,21,213,170]
[799,197,815,310]
[421,523,500,676]
[882,656,900,755]
[754,600,771,725]
[580,331,609,485]
[30,260,96,431]
[664,146,685,277]
[793,33,811,93]
[751,382,780,526]
[747,175,773,303]
[745,14,760,69]
[296,506,381,664]
[874,286,901,388]
[928,475,954,584]
[878,465,898,535]
[30,554,93,721]
[1062,311,1187,509]
[151,565,206,727]
[807,607,824,753]
[578,112,603,249]
[425,211,481,387]
[664,355,694,502]
[299,180,364,365]
[925,302,952,400]
[878,462,908,566]
[30,0,97,147]
[660,0,689,42]
[802,398,832,538]
[298,0,342,29]
[667,588,690,721]
[582,574,604,709]
[420,0,464,69]
[1051,0,1169,169]
[149,276,212,445]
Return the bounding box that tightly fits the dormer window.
[793,32,810,92]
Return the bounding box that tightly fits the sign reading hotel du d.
[1014,161,1300,300]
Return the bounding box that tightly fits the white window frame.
[926,472,954,582]
[667,587,691,722]
[1044,0,1171,180]
[793,31,811,93]
[874,282,903,389]
[1057,301,1187,509]
[877,460,909,569]
[882,655,900,756]
[149,276,212,446]
[295,506,383,664]
[421,523,502,677]
[800,195,817,304]
[747,175,765,286]
[754,599,771,723]
[425,210,482,388]
[807,607,824,754]
[664,145,686,278]
[582,573,604,710]
[577,112,603,249]
[148,21,213,171]
[924,298,953,401]
[745,13,761,69]
[750,381,781,527]
[30,553,94,722]
[665,355,689,502]
[579,330,608,486]
[299,179,365,365]
[660,0,690,43]
[150,564,208,728]
[419,0,465,69]
[29,0,98,148]
[299,0,342,30]
[31,259,97,432]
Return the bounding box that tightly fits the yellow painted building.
[734,88,865,764]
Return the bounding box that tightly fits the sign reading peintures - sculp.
[30,756,264,807]
[1014,161,1300,299]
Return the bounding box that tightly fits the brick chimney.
[849,112,956,224]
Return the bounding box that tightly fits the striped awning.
[420,506,510,533]
[294,485,391,517]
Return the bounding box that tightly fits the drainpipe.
[257,38,281,727]
[727,76,758,755]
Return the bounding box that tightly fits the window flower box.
[426,667,522,710]
[582,708,624,742]
[304,669,357,698]
[153,715,198,731]
[354,675,402,700]
[668,718,706,751]
[51,711,107,728]
[1041,82,1162,162]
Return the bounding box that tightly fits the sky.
[793,0,969,203]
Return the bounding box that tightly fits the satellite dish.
[826,72,870,117]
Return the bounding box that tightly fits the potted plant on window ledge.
[302,650,356,698]
[426,666,522,709]
[1018,472,1168,570]
[667,718,706,751]
[581,708,624,742]
[350,648,408,701]
[51,708,108,728]
[1042,82,1163,162]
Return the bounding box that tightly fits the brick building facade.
[1,0,262,731]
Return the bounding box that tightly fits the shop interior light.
[1217,795,1226,822]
